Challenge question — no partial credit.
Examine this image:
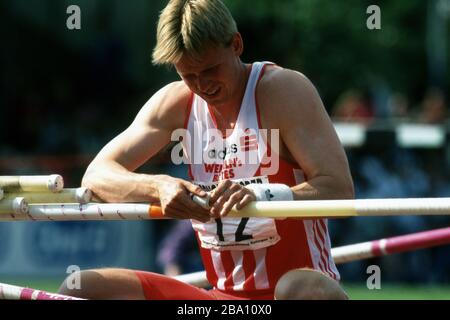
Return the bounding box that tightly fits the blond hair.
[152,0,238,65]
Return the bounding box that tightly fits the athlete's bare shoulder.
[258,65,315,103]
[135,80,192,131]
[257,65,322,128]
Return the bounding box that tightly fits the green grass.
[3,278,450,300]
[343,284,450,300]
[2,278,61,293]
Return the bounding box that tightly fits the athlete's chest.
[251,100,296,165]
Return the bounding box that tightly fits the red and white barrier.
[0,283,84,300]
[332,226,450,263]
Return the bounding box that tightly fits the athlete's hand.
[209,180,257,218]
[156,175,212,222]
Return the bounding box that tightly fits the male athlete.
[59,0,354,300]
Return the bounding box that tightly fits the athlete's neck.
[209,62,251,132]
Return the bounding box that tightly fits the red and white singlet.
[181,62,339,297]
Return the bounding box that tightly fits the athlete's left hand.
[208,180,257,217]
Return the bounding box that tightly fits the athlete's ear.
[231,32,244,57]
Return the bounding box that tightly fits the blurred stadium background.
[0,0,449,299]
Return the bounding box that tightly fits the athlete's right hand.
[156,175,212,222]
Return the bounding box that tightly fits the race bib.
[191,176,281,251]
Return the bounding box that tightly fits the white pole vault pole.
[2,198,450,221]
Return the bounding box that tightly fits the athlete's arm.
[259,68,355,201]
[82,82,211,222]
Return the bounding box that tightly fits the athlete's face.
[175,34,244,107]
